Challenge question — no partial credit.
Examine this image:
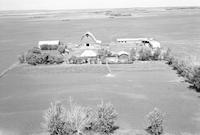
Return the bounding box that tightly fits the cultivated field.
[0,7,200,135]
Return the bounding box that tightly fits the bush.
[165,55,176,65]
[26,53,43,65]
[43,100,93,135]
[188,67,200,92]
[28,47,42,54]
[42,101,67,135]
[138,47,152,61]
[92,101,118,134]
[163,48,171,61]
[152,48,161,60]
[145,108,164,135]
[24,47,64,65]
[129,48,137,61]
[26,47,42,65]
[55,56,64,64]
[40,45,58,50]
[43,99,119,135]
[18,53,26,63]
[69,56,78,64]
[98,49,112,58]
[58,45,66,54]
[65,100,94,135]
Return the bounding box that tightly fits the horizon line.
[0,6,199,11]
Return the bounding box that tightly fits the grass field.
[0,62,200,135]
[0,8,200,135]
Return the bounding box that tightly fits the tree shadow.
[188,85,200,93]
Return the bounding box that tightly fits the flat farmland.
[0,62,200,135]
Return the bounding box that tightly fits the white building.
[116,38,161,48]
[79,32,102,49]
[38,40,61,49]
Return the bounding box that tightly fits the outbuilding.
[38,40,61,50]
[116,38,161,49]
[117,51,129,63]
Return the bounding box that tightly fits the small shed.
[38,40,60,50]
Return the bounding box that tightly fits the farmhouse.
[38,40,61,50]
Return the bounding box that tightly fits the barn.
[79,32,102,49]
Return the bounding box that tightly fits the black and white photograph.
[0,0,200,135]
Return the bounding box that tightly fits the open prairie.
[0,8,200,135]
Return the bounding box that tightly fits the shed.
[116,38,161,49]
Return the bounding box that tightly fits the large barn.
[79,32,102,49]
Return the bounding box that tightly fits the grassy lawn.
[0,62,199,135]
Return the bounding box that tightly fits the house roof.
[117,38,150,42]
[38,40,60,46]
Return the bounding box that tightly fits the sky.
[0,0,199,10]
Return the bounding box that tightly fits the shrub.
[163,48,171,60]
[58,45,66,54]
[26,47,43,65]
[18,53,26,63]
[188,67,200,92]
[43,99,119,135]
[145,108,164,135]
[40,45,58,50]
[43,99,95,135]
[152,48,161,60]
[28,47,42,54]
[69,56,77,64]
[24,47,66,65]
[129,48,137,61]
[76,57,86,64]
[55,56,64,64]
[26,53,42,65]
[165,55,176,65]
[42,101,66,135]
[138,47,152,61]
[66,100,94,135]
[98,49,112,58]
[92,101,118,134]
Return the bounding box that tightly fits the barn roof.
[81,32,102,44]
[38,40,60,46]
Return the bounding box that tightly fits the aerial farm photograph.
[0,0,200,135]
